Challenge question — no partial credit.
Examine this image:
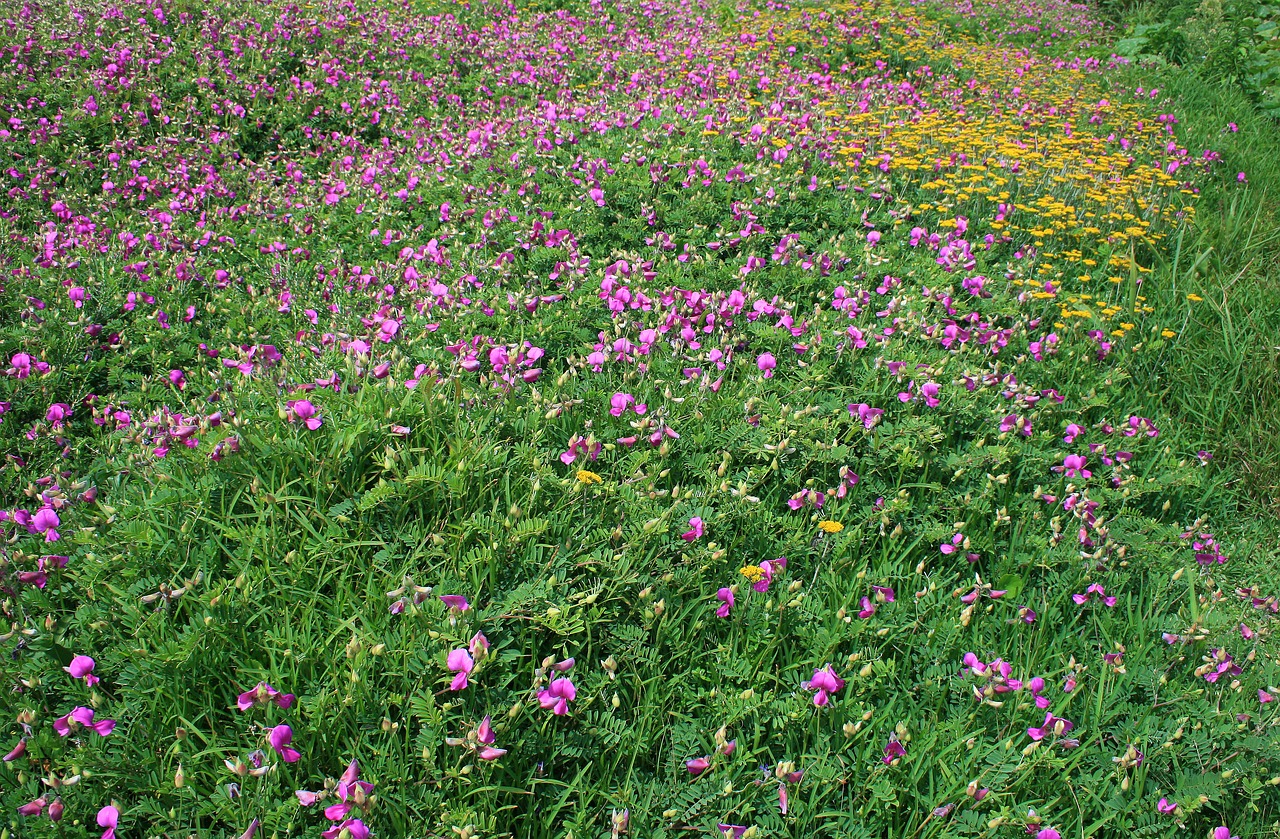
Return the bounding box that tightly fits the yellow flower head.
[576,469,603,485]
[739,565,765,583]
[818,520,844,534]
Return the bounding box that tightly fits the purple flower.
[804,664,845,707]
[537,676,577,715]
[65,655,100,686]
[447,648,474,691]
[1072,584,1116,607]
[269,724,301,762]
[97,805,120,839]
[717,825,749,838]
[323,760,374,821]
[681,516,704,541]
[237,682,295,711]
[1057,454,1091,478]
[53,706,115,737]
[1156,797,1177,814]
[439,594,470,612]
[686,755,711,776]
[476,715,507,761]
[287,399,323,430]
[31,506,60,542]
[715,587,734,618]
[322,819,370,839]
[1027,711,1074,741]
[882,735,906,765]
[1213,828,1240,839]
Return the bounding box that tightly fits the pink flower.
[804,664,844,707]
[882,735,906,765]
[469,631,490,659]
[475,715,507,761]
[715,587,734,618]
[1057,454,1091,478]
[447,648,474,691]
[322,819,370,839]
[681,516,704,541]
[609,392,646,417]
[1072,584,1116,607]
[65,655,99,686]
[1035,829,1061,839]
[237,682,295,711]
[1213,827,1240,839]
[53,706,115,737]
[97,805,120,839]
[287,399,323,430]
[32,506,60,542]
[323,760,374,821]
[757,352,776,377]
[588,187,605,207]
[439,595,470,612]
[269,724,301,762]
[753,557,787,593]
[686,756,711,776]
[18,797,47,816]
[1026,711,1074,741]
[1156,797,1177,814]
[1260,689,1274,704]
[537,676,577,715]
[3,738,26,761]
[717,825,749,838]
[849,403,884,429]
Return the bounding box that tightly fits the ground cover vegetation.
[2,0,1279,836]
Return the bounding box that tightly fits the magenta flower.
[447,648,474,691]
[469,631,490,659]
[537,676,577,715]
[757,352,776,377]
[1213,828,1240,839]
[882,735,906,765]
[476,715,507,761]
[65,655,100,686]
[1035,829,1061,839]
[849,403,884,429]
[681,516,704,541]
[269,724,301,763]
[715,587,734,618]
[322,819,370,839]
[1072,584,1116,607]
[18,797,47,816]
[323,760,374,821]
[1261,689,1274,704]
[857,596,877,619]
[97,805,120,839]
[609,392,646,417]
[1156,797,1177,814]
[753,557,787,593]
[32,506,60,542]
[1027,711,1074,741]
[1057,454,1091,478]
[717,825,749,838]
[686,755,711,776]
[3,738,26,761]
[287,399,323,430]
[237,682,295,711]
[53,706,115,737]
[804,664,845,707]
[439,595,470,612]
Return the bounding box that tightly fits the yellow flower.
[576,469,603,485]
[739,565,765,583]
[1187,293,1203,302]
[1161,329,1176,338]
[818,520,844,534]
